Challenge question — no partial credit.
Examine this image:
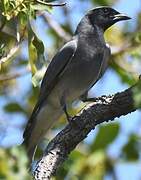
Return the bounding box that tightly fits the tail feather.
[27,145,37,163]
[23,138,37,164]
[23,103,63,163]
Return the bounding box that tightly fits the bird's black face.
[88,7,131,31]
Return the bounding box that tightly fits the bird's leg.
[81,97,97,102]
[80,91,97,102]
[80,92,89,102]
[63,103,72,123]
[82,98,96,102]
[60,97,72,123]
[80,91,88,102]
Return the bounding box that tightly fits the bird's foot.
[65,111,79,128]
[65,113,73,123]
[80,92,97,102]
[82,97,97,102]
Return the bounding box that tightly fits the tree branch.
[0,26,26,66]
[0,43,20,65]
[0,69,29,82]
[41,12,71,42]
[33,79,141,179]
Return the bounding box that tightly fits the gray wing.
[23,39,77,141]
[40,39,77,100]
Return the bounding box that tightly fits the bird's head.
[87,7,131,31]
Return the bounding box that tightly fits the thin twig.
[36,0,66,7]
[0,43,20,65]
[0,70,29,82]
[0,25,26,66]
[41,12,71,42]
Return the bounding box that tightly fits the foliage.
[0,147,30,180]
[0,0,141,179]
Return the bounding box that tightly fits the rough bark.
[33,80,140,180]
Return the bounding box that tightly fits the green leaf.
[18,11,28,26]
[90,123,120,152]
[32,67,46,87]
[122,134,140,161]
[32,32,44,57]
[28,22,45,78]
[28,24,37,74]
[30,4,52,12]
[4,102,25,113]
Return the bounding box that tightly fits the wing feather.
[23,39,77,141]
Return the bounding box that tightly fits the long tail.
[23,103,63,163]
[22,138,37,164]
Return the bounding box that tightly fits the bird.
[23,7,131,162]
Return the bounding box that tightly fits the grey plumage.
[23,7,131,162]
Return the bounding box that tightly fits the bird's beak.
[113,13,131,21]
